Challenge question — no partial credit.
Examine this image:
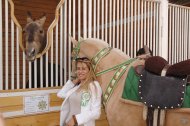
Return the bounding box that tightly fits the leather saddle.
[139,70,187,109]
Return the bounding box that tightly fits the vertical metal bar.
[153,2,156,56]
[11,20,14,90]
[56,23,59,86]
[16,28,20,89]
[127,0,130,55]
[182,8,185,60]
[5,0,9,90]
[120,0,123,51]
[51,31,53,87]
[73,0,75,38]
[159,0,168,59]
[83,0,87,38]
[185,8,188,60]
[88,0,92,38]
[0,0,2,89]
[116,0,119,49]
[141,0,144,48]
[185,8,187,60]
[64,0,67,84]
[150,1,153,50]
[134,0,137,57]
[78,0,81,39]
[156,3,159,56]
[130,0,133,57]
[97,0,100,38]
[68,0,71,79]
[173,6,176,63]
[176,7,179,63]
[29,62,32,88]
[123,0,127,53]
[144,1,146,47]
[101,0,104,39]
[23,53,26,89]
[184,9,187,60]
[34,59,37,88]
[174,6,177,63]
[179,8,181,62]
[157,1,160,56]
[45,45,49,87]
[72,0,76,81]
[181,8,184,61]
[105,0,108,42]
[137,0,140,51]
[147,1,150,48]
[171,6,174,64]
[168,6,171,63]
[40,55,43,88]
[109,0,112,45]
[93,0,96,38]
[60,6,63,85]
[112,0,116,48]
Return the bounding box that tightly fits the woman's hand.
[72,78,80,85]
[66,117,75,126]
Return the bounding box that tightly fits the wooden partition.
[0,89,109,126]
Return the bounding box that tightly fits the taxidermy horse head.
[23,12,46,61]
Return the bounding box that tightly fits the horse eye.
[23,30,25,34]
[39,30,43,34]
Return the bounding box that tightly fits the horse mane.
[81,38,128,58]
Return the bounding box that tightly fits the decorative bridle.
[72,40,136,106]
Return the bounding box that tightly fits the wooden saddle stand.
[139,65,187,126]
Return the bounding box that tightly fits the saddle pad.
[122,67,140,101]
[139,70,187,109]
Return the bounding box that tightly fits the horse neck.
[95,49,130,72]
[95,49,130,90]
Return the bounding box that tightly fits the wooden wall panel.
[1,91,109,126]
[4,109,109,126]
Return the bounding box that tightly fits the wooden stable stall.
[0,0,190,126]
[0,0,109,125]
[1,90,108,126]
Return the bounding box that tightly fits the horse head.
[71,37,109,60]
[70,37,110,79]
[23,12,46,61]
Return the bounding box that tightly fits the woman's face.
[76,62,90,82]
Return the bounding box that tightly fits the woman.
[57,57,102,126]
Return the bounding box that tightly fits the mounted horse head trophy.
[23,11,47,61]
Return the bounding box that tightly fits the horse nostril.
[31,49,35,55]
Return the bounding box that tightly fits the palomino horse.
[71,38,190,126]
[23,12,63,87]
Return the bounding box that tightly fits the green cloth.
[122,67,190,108]
[182,84,190,108]
[122,67,140,102]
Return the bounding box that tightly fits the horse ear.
[27,11,33,23]
[37,15,46,26]
[144,45,150,54]
[70,36,78,46]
